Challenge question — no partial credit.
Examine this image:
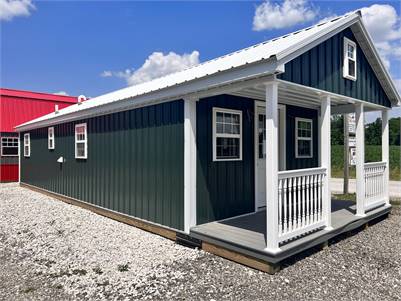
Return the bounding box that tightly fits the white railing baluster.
[278,178,283,236]
[297,176,301,229]
[363,162,386,211]
[283,178,288,235]
[301,176,305,228]
[289,177,293,232]
[277,167,327,243]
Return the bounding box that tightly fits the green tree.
[389,117,400,146]
[365,118,381,145]
[331,115,344,145]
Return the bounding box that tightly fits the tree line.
[331,116,400,146]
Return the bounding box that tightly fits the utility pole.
[343,114,349,194]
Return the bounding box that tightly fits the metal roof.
[16,11,400,131]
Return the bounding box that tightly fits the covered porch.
[190,198,390,266]
[185,76,392,265]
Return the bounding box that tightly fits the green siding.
[278,27,392,108]
[286,105,319,170]
[20,100,185,231]
[196,95,254,225]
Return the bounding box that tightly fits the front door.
[256,104,285,209]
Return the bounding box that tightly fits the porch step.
[176,232,202,248]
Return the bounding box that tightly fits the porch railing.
[278,167,327,243]
[364,162,387,210]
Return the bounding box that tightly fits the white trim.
[184,98,197,233]
[23,133,30,157]
[48,127,55,150]
[320,95,332,230]
[355,103,365,216]
[343,37,357,81]
[0,136,19,157]
[295,117,313,158]
[75,123,88,159]
[264,81,280,253]
[381,109,390,205]
[212,107,243,161]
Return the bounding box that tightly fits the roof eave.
[15,56,282,132]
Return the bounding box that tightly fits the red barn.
[0,88,77,182]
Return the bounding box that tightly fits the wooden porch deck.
[190,200,391,267]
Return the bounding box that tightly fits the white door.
[256,105,285,209]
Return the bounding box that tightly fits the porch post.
[264,81,280,253]
[184,97,197,233]
[355,103,365,216]
[320,95,333,230]
[382,109,390,206]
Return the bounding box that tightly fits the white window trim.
[295,117,313,159]
[1,137,19,157]
[24,133,30,157]
[343,37,357,81]
[48,127,55,150]
[75,123,88,159]
[212,107,243,161]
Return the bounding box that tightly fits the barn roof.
[16,11,400,131]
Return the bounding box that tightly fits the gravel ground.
[0,183,400,301]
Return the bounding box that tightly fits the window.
[343,37,357,81]
[24,133,30,157]
[295,118,313,158]
[1,137,19,156]
[48,127,55,150]
[75,123,87,159]
[213,108,242,161]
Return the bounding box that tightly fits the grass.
[117,263,129,272]
[332,145,400,181]
[332,193,356,202]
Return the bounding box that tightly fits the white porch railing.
[364,161,387,210]
[278,167,327,243]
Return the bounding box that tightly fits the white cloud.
[0,0,35,21]
[359,4,401,70]
[253,0,317,31]
[102,51,200,86]
[53,91,69,96]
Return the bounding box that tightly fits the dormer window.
[343,37,357,81]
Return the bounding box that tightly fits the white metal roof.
[16,11,400,131]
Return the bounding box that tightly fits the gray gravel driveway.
[0,183,400,300]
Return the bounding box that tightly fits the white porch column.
[382,109,390,206]
[320,95,333,230]
[265,81,280,253]
[184,97,197,233]
[355,103,366,216]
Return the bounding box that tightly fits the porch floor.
[190,200,391,264]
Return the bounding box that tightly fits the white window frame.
[295,117,313,159]
[24,133,30,157]
[343,37,357,81]
[48,127,55,150]
[75,123,87,159]
[1,137,19,157]
[212,107,243,161]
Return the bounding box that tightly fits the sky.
[1,0,400,121]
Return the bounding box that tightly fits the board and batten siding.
[196,95,255,225]
[279,27,392,108]
[20,100,185,231]
[285,105,319,170]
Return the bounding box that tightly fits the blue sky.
[1,0,400,119]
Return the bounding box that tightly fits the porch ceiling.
[229,80,383,112]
